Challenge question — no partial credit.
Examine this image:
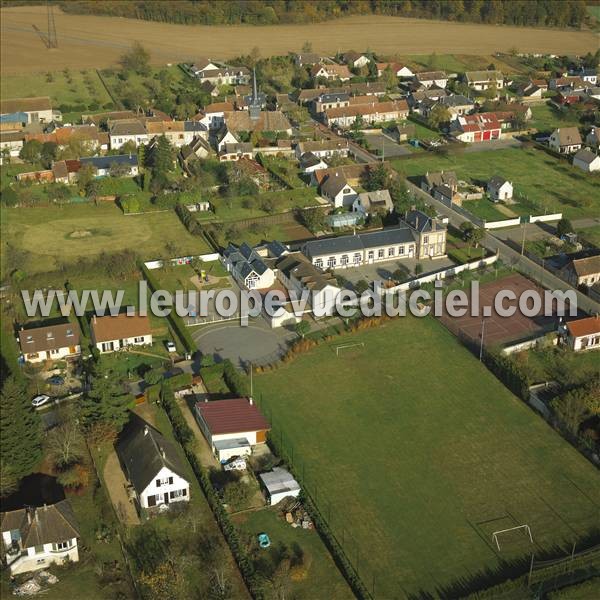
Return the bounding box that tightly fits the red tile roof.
[196,398,270,435]
[566,316,600,338]
[91,313,151,343]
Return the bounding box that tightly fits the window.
[53,541,71,551]
[327,257,336,268]
[388,248,395,257]
[66,329,73,337]
[343,187,352,194]
[47,332,54,339]
[27,336,33,343]
[353,253,361,265]
[315,258,323,269]
[423,236,429,244]
[341,255,349,266]
[170,489,187,499]
[50,349,59,355]
[378,249,385,259]
[398,246,405,255]
[133,336,145,343]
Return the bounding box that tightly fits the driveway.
[103,451,140,525]
[364,132,412,157]
[192,320,295,367]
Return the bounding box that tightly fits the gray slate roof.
[573,148,598,164]
[116,413,189,494]
[80,154,138,169]
[303,226,416,258]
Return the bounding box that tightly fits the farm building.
[194,397,270,462]
[259,467,301,505]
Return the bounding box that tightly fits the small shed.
[327,212,362,228]
[259,467,301,505]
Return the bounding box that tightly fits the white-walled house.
[299,151,328,173]
[319,172,358,208]
[548,127,582,154]
[464,70,504,91]
[116,414,190,511]
[18,321,81,364]
[572,148,600,172]
[565,316,600,352]
[1,501,80,575]
[108,119,149,149]
[91,313,152,354]
[415,71,448,89]
[487,176,513,201]
[223,242,276,290]
[79,154,139,178]
[195,398,270,462]
[295,139,349,159]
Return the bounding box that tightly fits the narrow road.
[406,181,600,315]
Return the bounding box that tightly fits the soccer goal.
[335,342,365,356]
[492,525,533,551]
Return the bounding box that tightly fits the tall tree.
[119,41,151,75]
[0,375,42,488]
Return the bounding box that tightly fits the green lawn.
[254,316,600,598]
[460,197,510,222]
[1,204,211,277]
[529,104,582,133]
[0,69,113,112]
[232,507,353,600]
[392,146,599,219]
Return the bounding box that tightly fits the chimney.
[144,426,149,436]
[161,448,166,459]
[249,397,253,405]
[26,509,32,525]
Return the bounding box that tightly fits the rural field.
[392,146,600,220]
[0,204,211,277]
[1,6,597,73]
[254,316,600,598]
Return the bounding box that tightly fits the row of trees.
[59,0,591,28]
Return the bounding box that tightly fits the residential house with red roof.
[194,397,270,462]
[565,316,600,351]
[451,113,502,142]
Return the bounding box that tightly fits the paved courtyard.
[337,256,457,286]
[192,319,295,367]
[364,131,412,157]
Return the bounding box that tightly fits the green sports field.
[1,204,211,277]
[255,316,600,598]
[392,146,599,220]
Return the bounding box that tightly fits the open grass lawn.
[254,316,600,598]
[0,68,113,112]
[392,146,599,220]
[232,507,353,600]
[460,198,509,222]
[1,204,211,277]
[528,104,582,133]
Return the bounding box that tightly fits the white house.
[549,127,582,154]
[195,397,270,462]
[0,131,24,157]
[342,51,371,69]
[259,467,300,505]
[572,148,600,172]
[565,316,600,352]
[216,127,241,153]
[275,252,342,317]
[18,321,81,364]
[376,62,413,78]
[146,120,207,147]
[223,242,276,290]
[324,100,409,128]
[299,151,328,173]
[91,313,152,354]
[108,119,149,149]
[1,501,79,575]
[310,64,352,81]
[0,96,54,126]
[195,102,235,130]
[116,413,190,511]
[295,139,349,159]
[319,172,358,208]
[464,70,504,91]
[487,176,513,202]
[79,154,139,178]
[414,71,448,89]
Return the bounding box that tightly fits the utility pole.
[479,319,486,361]
[47,1,58,48]
[521,222,526,255]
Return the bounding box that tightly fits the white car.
[31,394,51,408]
[224,458,247,471]
[166,341,177,353]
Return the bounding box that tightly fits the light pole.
[479,319,486,362]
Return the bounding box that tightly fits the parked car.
[223,457,247,471]
[31,394,51,408]
[166,341,177,353]
[46,375,65,386]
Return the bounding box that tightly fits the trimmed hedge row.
[141,264,196,354]
[482,349,530,401]
[223,359,250,396]
[160,385,265,599]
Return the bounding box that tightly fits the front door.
[164,493,169,504]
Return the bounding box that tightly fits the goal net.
[335,342,365,356]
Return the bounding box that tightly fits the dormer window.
[66,329,74,337]
[47,332,54,339]
[27,336,33,343]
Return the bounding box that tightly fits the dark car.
[46,375,65,386]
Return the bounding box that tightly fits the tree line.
[51,0,591,29]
